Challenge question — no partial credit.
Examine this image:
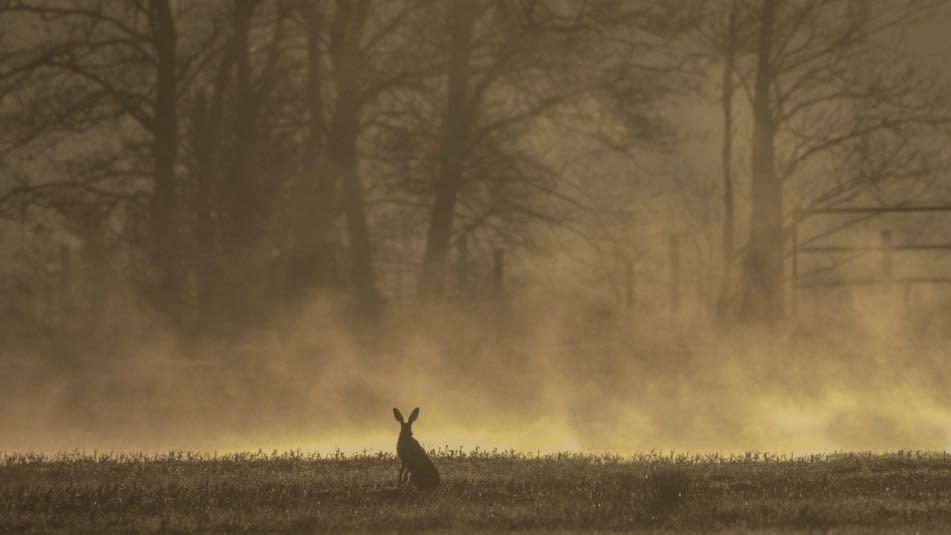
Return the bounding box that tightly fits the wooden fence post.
[457,234,469,292]
[492,249,504,298]
[791,209,799,317]
[668,234,680,314]
[59,244,71,325]
[394,218,407,299]
[880,229,893,282]
[625,259,634,311]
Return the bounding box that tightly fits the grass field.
[2,449,951,533]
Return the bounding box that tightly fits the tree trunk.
[288,0,338,293]
[227,0,259,250]
[742,0,783,321]
[717,0,737,317]
[192,36,237,323]
[329,0,377,311]
[150,0,181,321]
[418,0,477,300]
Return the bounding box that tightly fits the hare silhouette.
[393,407,440,491]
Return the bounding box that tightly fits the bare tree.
[734,0,950,320]
[718,0,739,316]
[417,0,478,299]
[742,0,781,319]
[0,1,224,322]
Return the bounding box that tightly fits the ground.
[2,449,951,533]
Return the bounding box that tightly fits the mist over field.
[3,293,951,455]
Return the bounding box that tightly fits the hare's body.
[393,408,440,491]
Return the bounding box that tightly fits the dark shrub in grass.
[644,466,690,520]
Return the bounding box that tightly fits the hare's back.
[411,455,439,491]
[403,439,439,491]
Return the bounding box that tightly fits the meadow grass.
[2,449,951,533]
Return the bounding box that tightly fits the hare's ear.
[393,408,404,423]
[408,407,419,423]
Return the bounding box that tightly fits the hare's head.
[393,407,419,437]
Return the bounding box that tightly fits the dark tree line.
[0,0,948,339]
